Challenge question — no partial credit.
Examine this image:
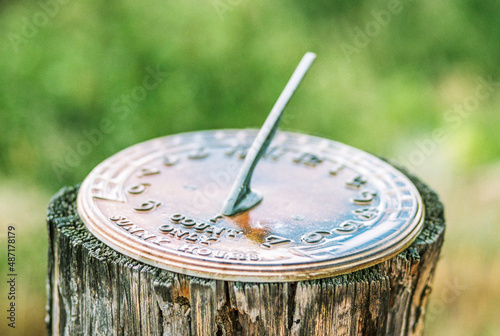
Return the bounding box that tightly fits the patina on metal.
[222,52,316,216]
[77,53,425,282]
[77,129,424,282]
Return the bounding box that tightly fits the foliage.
[0,0,498,191]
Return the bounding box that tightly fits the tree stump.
[46,168,445,336]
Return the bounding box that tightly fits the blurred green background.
[0,0,499,335]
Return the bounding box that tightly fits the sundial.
[77,53,424,282]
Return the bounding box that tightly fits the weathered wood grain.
[46,168,445,336]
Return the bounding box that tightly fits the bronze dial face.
[77,130,424,282]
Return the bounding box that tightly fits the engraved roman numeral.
[225,143,250,159]
[293,152,323,166]
[329,162,344,176]
[346,175,367,190]
[188,147,210,159]
[264,146,286,160]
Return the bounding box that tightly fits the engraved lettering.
[329,162,344,176]
[177,244,198,254]
[150,237,171,245]
[180,219,196,227]
[302,231,331,244]
[163,155,179,166]
[290,238,342,259]
[213,250,226,258]
[132,230,156,240]
[158,225,190,239]
[134,200,162,212]
[110,217,173,244]
[227,252,247,260]
[208,215,224,223]
[159,215,244,244]
[174,246,260,261]
[109,216,135,227]
[199,236,218,245]
[184,233,199,243]
[293,152,323,166]
[137,167,160,177]
[353,207,379,220]
[112,217,135,229]
[194,222,210,231]
[127,183,151,194]
[352,190,377,205]
[117,219,134,226]
[92,189,126,202]
[248,253,260,261]
[141,232,159,240]
[214,227,226,236]
[334,220,363,233]
[170,214,185,222]
[261,235,293,249]
[225,143,249,159]
[346,175,367,190]
[167,228,189,239]
[122,224,144,234]
[158,224,174,233]
[226,229,241,238]
[188,147,210,159]
[264,146,286,160]
[197,248,212,256]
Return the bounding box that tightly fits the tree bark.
[46,169,445,336]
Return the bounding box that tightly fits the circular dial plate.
[77,130,424,282]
